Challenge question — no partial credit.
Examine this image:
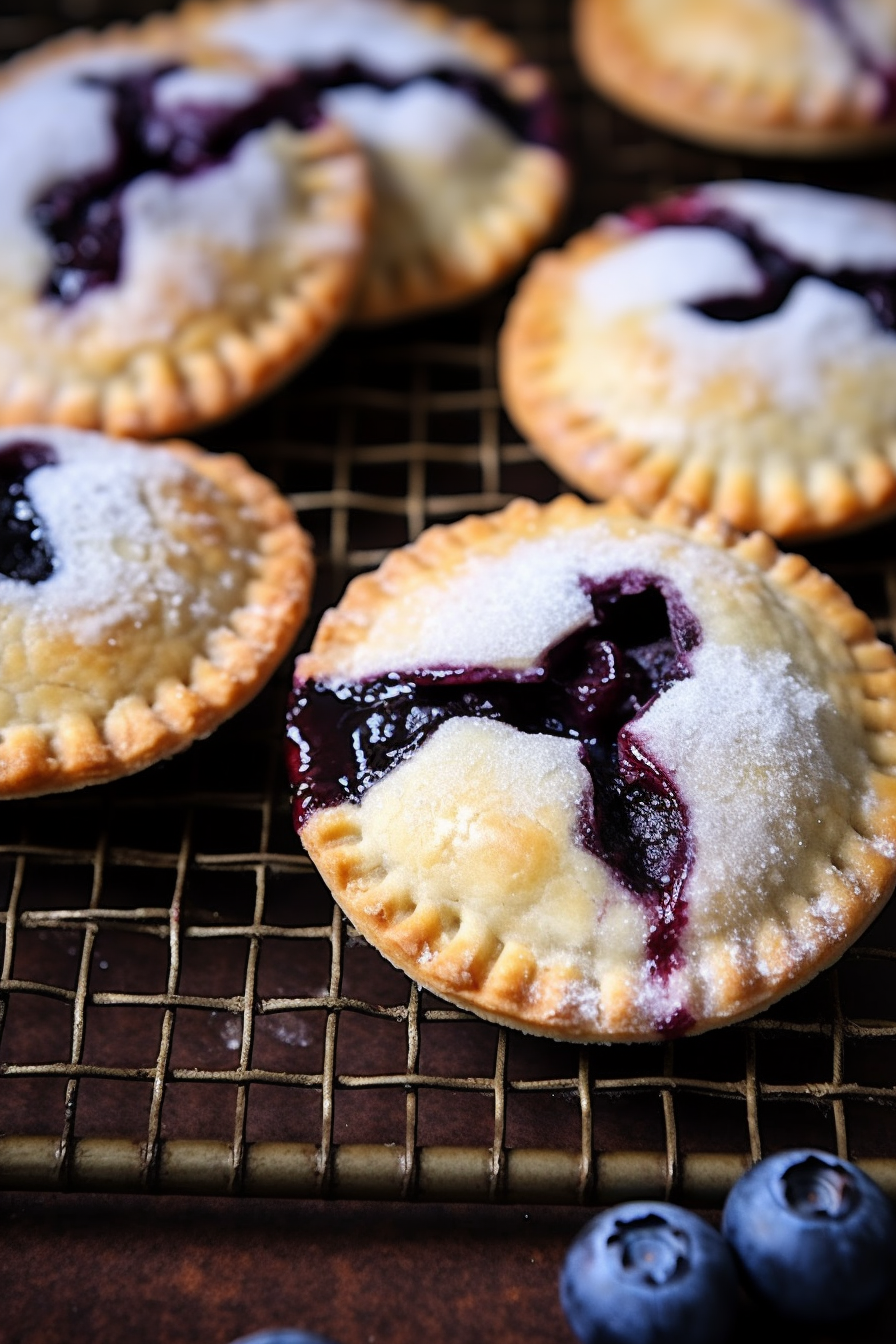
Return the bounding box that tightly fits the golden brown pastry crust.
[499,218,896,544]
[0,23,370,439]
[177,0,569,324]
[294,495,896,1042]
[0,434,314,797]
[573,0,896,157]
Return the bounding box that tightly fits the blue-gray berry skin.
[559,1201,738,1344]
[229,1332,339,1344]
[722,1149,896,1323]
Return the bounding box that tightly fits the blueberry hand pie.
[0,24,369,437]
[0,426,313,797]
[574,0,896,156]
[181,0,568,323]
[287,495,896,1042]
[501,181,896,542]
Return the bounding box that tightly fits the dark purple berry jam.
[626,192,896,332]
[34,64,324,305]
[0,440,56,584]
[287,573,699,995]
[36,59,558,306]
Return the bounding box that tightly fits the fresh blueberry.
[229,1332,340,1344]
[559,1201,738,1344]
[722,1148,896,1322]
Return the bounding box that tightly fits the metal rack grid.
[2,0,896,1207]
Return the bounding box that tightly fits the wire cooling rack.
[2,0,896,1208]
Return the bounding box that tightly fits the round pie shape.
[287,495,896,1042]
[0,425,313,797]
[500,180,896,542]
[178,0,569,323]
[0,23,370,438]
[573,0,896,156]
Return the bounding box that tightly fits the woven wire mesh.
[2,0,896,1207]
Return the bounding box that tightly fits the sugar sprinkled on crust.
[0,63,117,293]
[0,43,344,346]
[651,278,889,412]
[701,181,896,271]
[320,519,843,678]
[578,227,764,322]
[205,2,516,163]
[636,643,863,940]
[0,47,284,298]
[322,80,514,162]
[0,427,248,644]
[52,129,293,348]
[300,501,896,1038]
[152,66,263,111]
[121,129,289,259]
[209,0,475,77]
[573,186,896,411]
[330,520,865,945]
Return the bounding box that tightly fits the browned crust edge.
[294,494,896,1042]
[0,440,315,797]
[0,23,371,439]
[177,0,569,324]
[572,0,896,158]
[498,224,896,544]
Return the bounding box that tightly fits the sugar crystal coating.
[571,181,896,416]
[289,573,697,997]
[293,515,873,1036]
[0,427,269,738]
[0,428,253,642]
[0,41,364,365]
[699,181,896,272]
[211,0,476,78]
[29,60,318,307]
[203,0,561,152]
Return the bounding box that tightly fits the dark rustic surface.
[1,0,896,1340]
[2,1193,896,1344]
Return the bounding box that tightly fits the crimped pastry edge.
[498,224,896,544]
[0,439,314,797]
[572,0,896,158]
[0,22,371,439]
[176,0,569,324]
[294,494,896,1042]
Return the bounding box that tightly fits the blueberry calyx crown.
[780,1153,858,1220]
[288,571,700,1027]
[722,1148,896,1325]
[608,1212,689,1287]
[0,439,57,585]
[35,59,559,307]
[561,1201,739,1344]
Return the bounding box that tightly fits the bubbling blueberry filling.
[0,440,56,584]
[287,572,700,997]
[34,60,559,306]
[625,193,896,331]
